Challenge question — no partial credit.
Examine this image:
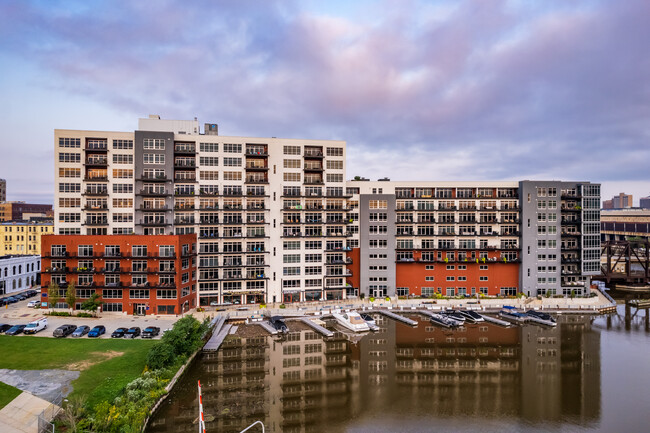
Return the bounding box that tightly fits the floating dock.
[481,314,512,327]
[203,323,232,352]
[257,321,278,335]
[371,309,418,326]
[299,317,334,337]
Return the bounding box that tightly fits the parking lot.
[0,290,180,339]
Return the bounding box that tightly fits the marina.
[146,304,650,433]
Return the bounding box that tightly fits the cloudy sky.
[0,0,648,204]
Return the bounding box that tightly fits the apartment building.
[602,192,633,209]
[54,116,347,306]
[0,178,6,202]
[40,234,197,315]
[0,202,52,221]
[0,220,54,255]
[53,116,600,303]
[347,181,522,298]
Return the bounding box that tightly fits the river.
[146,305,650,432]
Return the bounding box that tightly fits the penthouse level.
[40,234,197,315]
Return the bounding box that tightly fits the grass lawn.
[0,336,155,408]
[0,381,22,410]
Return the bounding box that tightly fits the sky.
[0,0,648,205]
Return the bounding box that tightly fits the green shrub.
[146,342,175,370]
[369,297,375,302]
[279,304,286,309]
[75,312,93,318]
[47,311,71,317]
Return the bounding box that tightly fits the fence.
[37,391,62,433]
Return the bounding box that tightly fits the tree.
[66,281,76,312]
[146,342,175,370]
[48,282,61,308]
[80,293,102,316]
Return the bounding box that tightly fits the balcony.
[83,218,108,226]
[139,205,170,212]
[199,189,219,196]
[174,144,196,155]
[303,179,324,185]
[84,157,108,167]
[246,176,268,184]
[85,141,107,151]
[83,204,108,211]
[245,163,269,171]
[199,218,219,224]
[222,190,244,197]
[139,219,170,226]
[82,189,108,196]
[174,204,195,211]
[138,173,169,182]
[139,189,170,197]
[174,160,196,168]
[83,176,108,182]
[174,218,196,225]
[438,205,457,210]
[304,150,324,158]
[304,164,324,172]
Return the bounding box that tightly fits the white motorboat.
[458,310,485,323]
[360,313,376,327]
[429,313,462,328]
[332,311,370,332]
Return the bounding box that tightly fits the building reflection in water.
[146,314,600,433]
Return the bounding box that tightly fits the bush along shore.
[58,315,209,432]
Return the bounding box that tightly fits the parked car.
[27,300,40,308]
[111,327,128,338]
[124,327,141,339]
[71,325,90,337]
[5,325,26,335]
[142,326,160,338]
[53,324,76,338]
[23,317,48,334]
[0,324,12,333]
[5,296,18,304]
[14,293,26,301]
[0,299,7,306]
[88,325,106,338]
[27,290,38,297]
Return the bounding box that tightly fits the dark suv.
[53,324,76,338]
[111,327,128,338]
[125,327,141,339]
[142,326,160,338]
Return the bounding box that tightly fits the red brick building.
[41,234,197,315]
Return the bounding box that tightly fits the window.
[369,239,388,248]
[143,138,165,150]
[284,145,301,155]
[326,160,343,170]
[199,157,218,166]
[112,169,133,178]
[223,171,242,180]
[369,200,388,209]
[113,154,133,164]
[326,147,343,156]
[59,183,81,193]
[59,168,81,178]
[326,173,343,182]
[223,157,242,167]
[59,152,81,163]
[224,143,242,153]
[200,142,218,152]
[200,171,219,180]
[59,137,81,148]
[113,139,133,149]
[284,159,301,168]
[284,173,301,182]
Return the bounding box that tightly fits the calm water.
[146,305,650,433]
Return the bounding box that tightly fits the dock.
[371,309,418,326]
[498,313,528,324]
[526,316,557,327]
[257,321,278,335]
[481,314,512,327]
[203,323,232,352]
[299,317,334,337]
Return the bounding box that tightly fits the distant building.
[0,178,5,202]
[0,254,40,295]
[0,202,53,222]
[0,220,55,255]
[640,195,650,209]
[603,193,633,209]
[601,209,650,242]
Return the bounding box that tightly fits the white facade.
[0,254,40,295]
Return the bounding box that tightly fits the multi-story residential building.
[40,234,197,314]
[53,116,600,304]
[0,202,53,221]
[519,181,601,296]
[0,178,6,202]
[602,192,633,209]
[54,116,347,306]
[0,254,40,295]
[601,209,650,243]
[0,220,54,255]
[640,195,650,209]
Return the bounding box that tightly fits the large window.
[143,138,165,150]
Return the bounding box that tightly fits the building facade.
[40,234,197,315]
[0,178,5,202]
[0,220,54,255]
[602,192,633,209]
[53,116,600,304]
[601,209,650,242]
[0,202,53,222]
[640,195,650,209]
[0,254,40,295]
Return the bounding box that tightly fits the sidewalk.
[0,391,59,433]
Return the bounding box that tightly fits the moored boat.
[440,310,466,323]
[429,313,462,328]
[499,306,528,323]
[270,316,288,333]
[332,311,370,332]
[458,310,485,323]
[526,310,557,326]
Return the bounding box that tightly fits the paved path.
[0,369,79,402]
[0,391,59,433]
